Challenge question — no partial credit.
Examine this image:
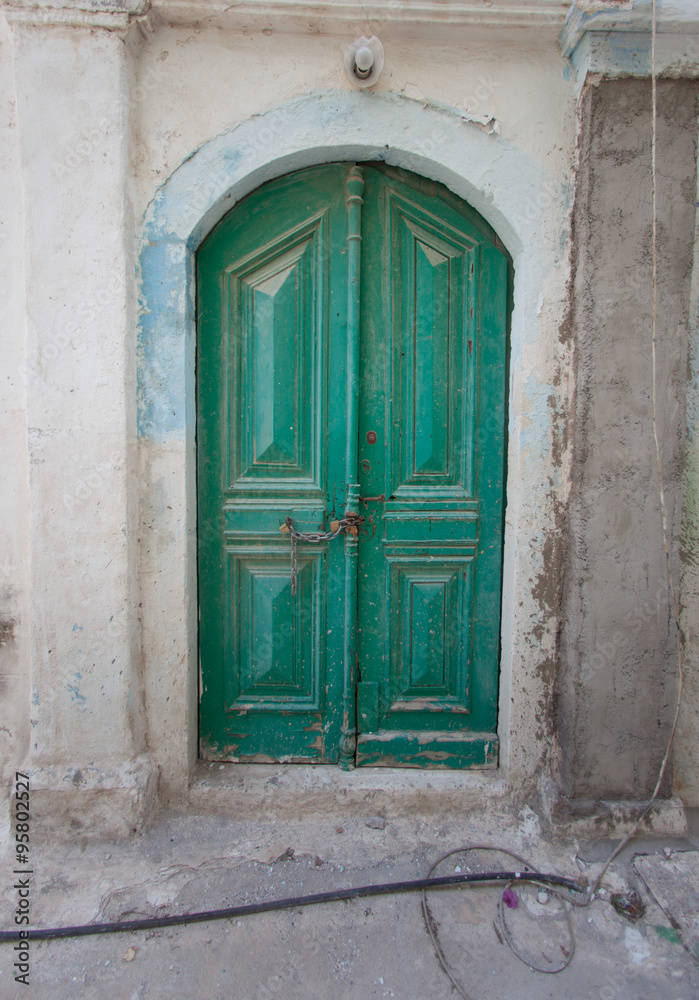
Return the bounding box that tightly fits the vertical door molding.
[338,164,365,769]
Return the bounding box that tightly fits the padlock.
[280,523,290,535]
[330,520,341,533]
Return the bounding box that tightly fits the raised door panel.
[227,225,322,492]
[224,548,323,709]
[385,551,473,714]
[391,196,476,500]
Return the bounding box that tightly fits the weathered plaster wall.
[1,0,697,834]
[129,19,579,805]
[676,125,699,808]
[557,79,698,803]
[0,13,30,802]
[3,18,156,835]
[127,24,574,224]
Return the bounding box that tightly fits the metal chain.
[280,513,365,595]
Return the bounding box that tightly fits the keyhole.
[366,431,377,444]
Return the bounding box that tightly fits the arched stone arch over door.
[196,162,510,769]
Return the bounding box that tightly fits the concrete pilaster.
[5,3,154,831]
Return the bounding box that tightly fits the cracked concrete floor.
[1,807,698,1000]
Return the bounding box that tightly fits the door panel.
[397,218,471,490]
[355,167,507,767]
[387,554,472,707]
[228,222,323,490]
[224,548,323,708]
[198,165,350,762]
[198,163,509,768]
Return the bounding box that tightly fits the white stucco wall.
[127,25,575,220]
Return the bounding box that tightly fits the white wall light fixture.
[344,36,385,89]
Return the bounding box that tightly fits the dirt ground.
[1,805,698,1000]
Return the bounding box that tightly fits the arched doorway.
[197,162,510,769]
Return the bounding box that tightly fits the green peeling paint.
[653,924,682,946]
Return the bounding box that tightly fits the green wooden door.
[355,168,507,767]
[198,163,509,768]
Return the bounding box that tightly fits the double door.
[197,163,508,768]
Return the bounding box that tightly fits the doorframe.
[137,90,573,802]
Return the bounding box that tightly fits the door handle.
[358,494,385,505]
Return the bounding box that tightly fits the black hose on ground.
[0,869,585,943]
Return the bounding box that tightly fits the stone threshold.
[15,757,689,842]
[184,760,509,820]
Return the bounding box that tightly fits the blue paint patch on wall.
[137,240,193,442]
[570,30,652,80]
[143,142,245,249]
[138,140,249,443]
[65,682,87,706]
[520,373,562,491]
